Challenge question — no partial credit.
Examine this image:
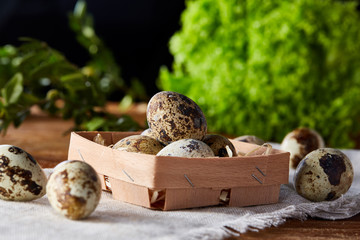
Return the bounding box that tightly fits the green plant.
[0,1,141,134]
[159,0,360,148]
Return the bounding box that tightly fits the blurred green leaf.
[1,73,23,106]
[85,117,106,131]
[73,0,87,19]
[60,73,88,90]
[119,95,133,111]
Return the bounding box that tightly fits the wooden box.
[67,131,289,210]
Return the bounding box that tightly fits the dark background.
[0,0,185,98]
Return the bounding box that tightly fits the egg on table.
[202,134,237,157]
[0,144,47,201]
[294,148,353,202]
[156,139,215,158]
[146,91,207,145]
[280,127,325,169]
[113,135,164,155]
[46,160,102,220]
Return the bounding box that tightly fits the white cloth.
[1,146,360,240]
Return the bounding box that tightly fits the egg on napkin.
[294,148,353,202]
[0,144,47,201]
[46,160,101,220]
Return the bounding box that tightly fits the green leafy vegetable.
[159,0,360,148]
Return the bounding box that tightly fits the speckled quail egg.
[146,91,207,145]
[156,139,215,158]
[141,128,158,140]
[202,134,237,157]
[0,145,47,201]
[281,127,325,169]
[113,135,164,155]
[46,160,101,220]
[294,148,353,202]
[234,135,265,145]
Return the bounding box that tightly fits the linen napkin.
[0,146,359,240]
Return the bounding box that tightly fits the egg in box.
[146,91,208,145]
[67,91,290,210]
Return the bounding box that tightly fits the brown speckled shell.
[46,160,101,220]
[156,139,215,158]
[0,145,47,201]
[294,148,353,202]
[146,91,207,145]
[203,134,237,157]
[281,127,325,169]
[113,135,164,155]
[140,128,159,140]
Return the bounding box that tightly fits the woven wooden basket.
[68,131,289,210]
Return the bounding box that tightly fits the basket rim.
[68,131,290,189]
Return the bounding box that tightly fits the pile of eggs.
[112,91,239,158]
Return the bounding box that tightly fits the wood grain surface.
[0,112,359,239]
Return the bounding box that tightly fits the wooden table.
[1,113,359,239]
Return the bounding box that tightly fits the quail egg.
[113,135,164,155]
[281,127,325,169]
[140,128,158,140]
[46,160,101,220]
[294,148,353,202]
[156,139,215,158]
[0,145,47,201]
[202,134,237,157]
[146,91,207,145]
[234,135,265,145]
